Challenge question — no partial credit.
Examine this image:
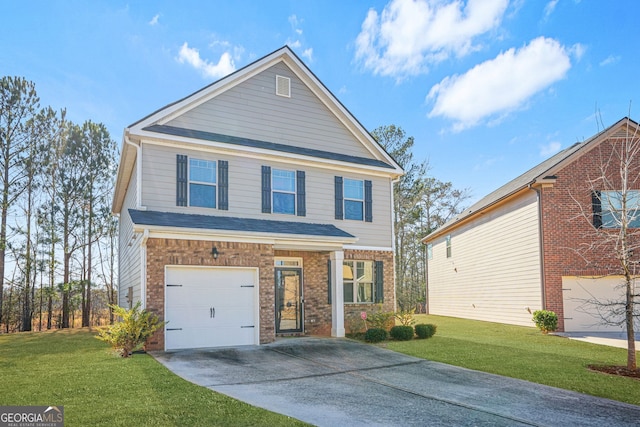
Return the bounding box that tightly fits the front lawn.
[387,315,640,405]
[0,329,308,426]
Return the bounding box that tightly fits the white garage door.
[165,266,259,350]
[562,276,627,333]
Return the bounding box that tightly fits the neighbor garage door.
[165,266,259,350]
[562,276,627,333]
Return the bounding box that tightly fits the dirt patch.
[588,364,640,380]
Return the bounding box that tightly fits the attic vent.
[276,75,291,98]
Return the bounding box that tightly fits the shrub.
[366,310,395,330]
[415,323,437,339]
[394,309,416,326]
[96,302,166,357]
[532,310,558,334]
[390,325,414,341]
[364,328,388,343]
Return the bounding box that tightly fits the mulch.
[588,364,640,380]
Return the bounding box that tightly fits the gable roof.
[113,46,403,213]
[423,117,639,242]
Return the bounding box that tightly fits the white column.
[331,250,345,337]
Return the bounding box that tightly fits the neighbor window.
[189,158,216,208]
[343,260,374,303]
[344,178,364,220]
[445,235,452,258]
[427,243,433,260]
[272,169,296,215]
[599,190,640,228]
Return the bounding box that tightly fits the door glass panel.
[275,268,302,332]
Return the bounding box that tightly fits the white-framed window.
[275,257,303,267]
[445,235,452,258]
[427,243,433,260]
[189,158,217,208]
[344,178,364,221]
[343,260,374,303]
[272,169,296,215]
[600,190,640,228]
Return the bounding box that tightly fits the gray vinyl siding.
[166,63,374,160]
[118,162,141,308]
[427,191,542,327]
[140,143,393,247]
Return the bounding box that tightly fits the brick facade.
[143,238,395,350]
[540,136,640,331]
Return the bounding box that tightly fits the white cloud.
[600,54,620,66]
[427,37,571,131]
[355,0,509,78]
[177,42,236,80]
[543,0,559,20]
[540,141,561,157]
[302,48,313,62]
[149,14,159,26]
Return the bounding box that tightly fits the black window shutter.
[592,191,602,229]
[335,176,343,220]
[218,160,229,210]
[327,259,332,304]
[374,261,384,303]
[176,155,188,206]
[261,166,271,213]
[365,180,373,222]
[297,170,306,217]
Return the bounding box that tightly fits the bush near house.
[364,328,388,343]
[415,323,437,339]
[390,325,414,341]
[532,310,558,334]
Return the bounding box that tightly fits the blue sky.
[2,0,639,202]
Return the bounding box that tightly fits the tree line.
[0,76,118,332]
[372,125,471,311]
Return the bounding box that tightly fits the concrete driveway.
[153,337,640,427]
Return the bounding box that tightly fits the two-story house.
[423,117,639,335]
[112,46,403,351]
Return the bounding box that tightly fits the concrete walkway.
[557,331,640,350]
[153,338,640,427]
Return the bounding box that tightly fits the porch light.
[211,246,219,260]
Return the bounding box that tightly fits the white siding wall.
[118,162,142,308]
[167,63,374,159]
[427,191,542,327]
[140,143,393,247]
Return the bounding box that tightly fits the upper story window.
[261,166,306,216]
[176,155,228,210]
[189,159,217,208]
[334,176,372,222]
[445,235,452,258]
[344,178,364,220]
[272,169,296,215]
[427,243,433,260]
[595,190,640,228]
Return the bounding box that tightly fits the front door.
[275,267,303,333]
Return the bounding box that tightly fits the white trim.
[135,226,358,247]
[136,133,400,178]
[344,245,394,252]
[140,229,149,309]
[330,250,345,337]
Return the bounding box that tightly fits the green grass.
[387,315,640,405]
[0,329,309,426]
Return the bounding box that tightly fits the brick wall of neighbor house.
[144,239,275,350]
[540,136,640,331]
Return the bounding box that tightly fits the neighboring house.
[112,46,403,351]
[423,118,640,333]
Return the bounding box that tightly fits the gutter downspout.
[390,177,400,313]
[124,132,145,210]
[530,184,547,310]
